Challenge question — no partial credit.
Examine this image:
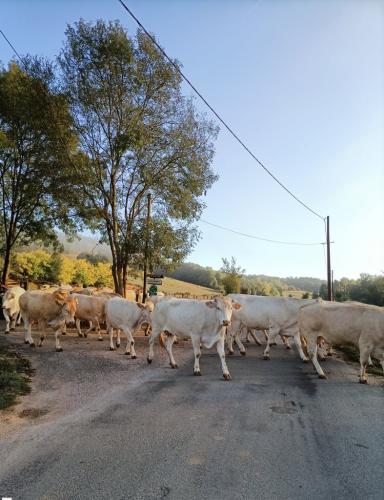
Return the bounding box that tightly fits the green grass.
[0,340,33,410]
[337,345,383,377]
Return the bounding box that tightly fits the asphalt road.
[0,340,383,500]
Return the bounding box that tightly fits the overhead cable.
[117,0,325,221]
[200,219,325,246]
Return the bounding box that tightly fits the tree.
[59,20,218,295]
[220,257,244,294]
[0,61,79,284]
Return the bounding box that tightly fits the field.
[126,275,219,298]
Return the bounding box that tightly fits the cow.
[105,298,152,358]
[2,286,25,333]
[19,290,77,351]
[299,300,384,383]
[226,294,314,361]
[147,296,242,380]
[71,293,108,340]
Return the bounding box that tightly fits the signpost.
[147,278,162,285]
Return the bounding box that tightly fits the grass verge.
[0,339,33,410]
[337,345,383,377]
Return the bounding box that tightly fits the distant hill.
[57,234,112,259]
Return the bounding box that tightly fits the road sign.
[147,278,162,285]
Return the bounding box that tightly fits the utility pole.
[326,215,333,301]
[142,193,151,303]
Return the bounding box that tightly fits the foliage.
[58,20,218,294]
[220,257,244,294]
[77,252,109,265]
[10,250,113,287]
[167,262,220,289]
[330,274,384,306]
[0,340,32,409]
[0,60,80,284]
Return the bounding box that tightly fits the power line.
[200,219,325,246]
[117,0,325,221]
[0,29,23,62]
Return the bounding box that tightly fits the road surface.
[0,331,383,500]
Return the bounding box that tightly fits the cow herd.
[2,285,384,384]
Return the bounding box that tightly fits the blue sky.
[1,0,383,279]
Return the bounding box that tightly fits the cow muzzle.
[222,320,230,327]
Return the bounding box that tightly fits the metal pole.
[142,193,151,303]
[326,216,332,301]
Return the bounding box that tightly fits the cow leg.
[367,356,373,367]
[306,337,326,378]
[144,324,151,336]
[55,328,63,352]
[226,325,235,355]
[123,328,137,359]
[234,330,246,356]
[94,320,103,341]
[108,325,115,350]
[263,327,279,360]
[250,329,262,346]
[294,332,309,362]
[3,309,10,333]
[116,329,121,348]
[76,318,84,337]
[192,336,202,375]
[83,320,94,338]
[10,313,17,331]
[281,335,292,350]
[16,311,22,326]
[23,317,35,347]
[165,333,178,369]
[217,333,231,380]
[38,320,46,347]
[147,327,162,364]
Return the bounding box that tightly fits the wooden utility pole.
[142,193,152,303]
[326,215,333,301]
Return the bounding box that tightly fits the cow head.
[2,290,16,312]
[136,302,152,327]
[205,297,242,327]
[52,290,77,326]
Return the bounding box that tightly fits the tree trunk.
[1,237,13,286]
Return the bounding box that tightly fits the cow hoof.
[359,378,368,384]
[170,363,178,369]
[109,347,115,351]
[24,340,29,344]
[327,352,333,357]
[240,351,246,356]
[78,334,83,338]
[98,337,103,341]
[61,331,66,336]
[5,331,10,335]
[84,334,88,338]
[286,345,292,350]
[56,347,63,352]
[194,370,202,376]
[228,350,234,356]
[263,355,270,360]
[116,343,120,349]
[147,357,152,364]
[318,374,327,379]
[223,373,231,381]
[30,342,36,348]
[125,352,130,356]
[131,355,137,360]
[302,358,309,363]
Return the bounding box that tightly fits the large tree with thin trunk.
[0,60,79,285]
[59,20,218,295]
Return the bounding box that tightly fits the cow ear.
[232,302,242,310]
[205,301,217,309]
[137,303,145,310]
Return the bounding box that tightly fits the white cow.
[227,294,314,361]
[299,300,384,383]
[106,298,152,358]
[147,296,242,380]
[19,290,77,351]
[71,293,108,340]
[2,286,25,333]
